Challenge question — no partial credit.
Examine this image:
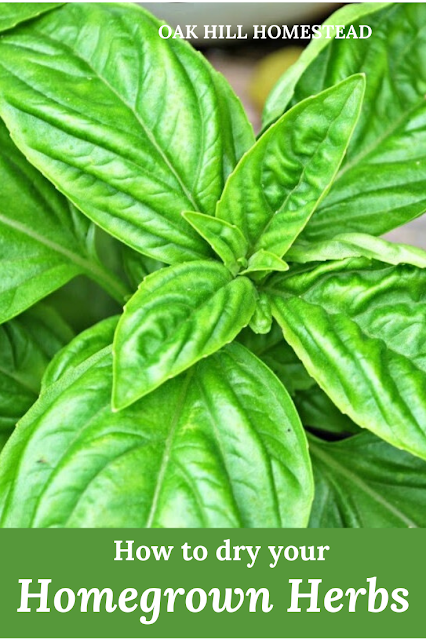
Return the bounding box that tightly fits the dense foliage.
[0,2,425,527]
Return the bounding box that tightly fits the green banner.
[0,530,423,638]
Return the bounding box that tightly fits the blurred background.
[142,2,426,251]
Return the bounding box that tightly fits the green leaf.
[263,3,387,126]
[241,250,289,276]
[0,3,63,33]
[287,233,426,268]
[182,211,248,276]
[267,4,426,240]
[113,261,257,409]
[209,66,256,179]
[309,432,426,528]
[0,3,253,265]
[268,259,426,460]
[248,293,272,335]
[0,339,313,527]
[121,246,164,291]
[216,76,365,260]
[41,316,118,391]
[296,386,360,437]
[0,121,128,322]
[239,322,358,435]
[0,303,72,431]
[238,322,315,395]
[0,430,11,454]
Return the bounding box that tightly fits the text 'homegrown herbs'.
[0,2,425,528]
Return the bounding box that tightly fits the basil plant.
[0,2,425,528]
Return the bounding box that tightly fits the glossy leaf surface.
[216,76,364,259]
[0,304,72,430]
[0,122,87,322]
[266,4,426,240]
[263,3,386,126]
[0,119,129,321]
[0,3,254,264]
[0,339,312,528]
[309,432,426,528]
[182,211,248,276]
[113,261,256,409]
[268,259,426,459]
[287,234,426,268]
[0,3,62,33]
[241,250,289,276]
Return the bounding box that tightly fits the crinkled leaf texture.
[309,432,426,528]
[0,304,72,431]
[0,3,62,33]
[268,259,426,460]
[216,75,364,261]
[0,121,123,323]
[287,234,426,269]
[113,261,256,409]
[0,325,313,528]
[265,4,426,239]
[0,3,254,265]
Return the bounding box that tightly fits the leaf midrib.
[0,211,117,291]
[5,30,201,213]
[145,370,194,528]
[331,95,426,186]
[268,286,426,382]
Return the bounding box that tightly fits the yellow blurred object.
[249,47,304,111]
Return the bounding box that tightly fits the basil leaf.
[113,261,256,409]
[239,323,358,435]
[0,121,128,323]
[0,431,11,454]
[241,250,289,276]
[120,245,164,291]
[0,340,312,528]
[182,212,248,276]
[0,3,253,265]
[238,323,315,395]
[0,304,72,431]
[268,4,426,240]
[216,75,364,261]
[248,293,273,335]
[209,67,256,179]
[268,259,426,459]
[296,386,360,437]
[287,233,426,268]
[0,3,63,33]
[41,316,118,391]
[309,432,426,528]
[263,3,387,126]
